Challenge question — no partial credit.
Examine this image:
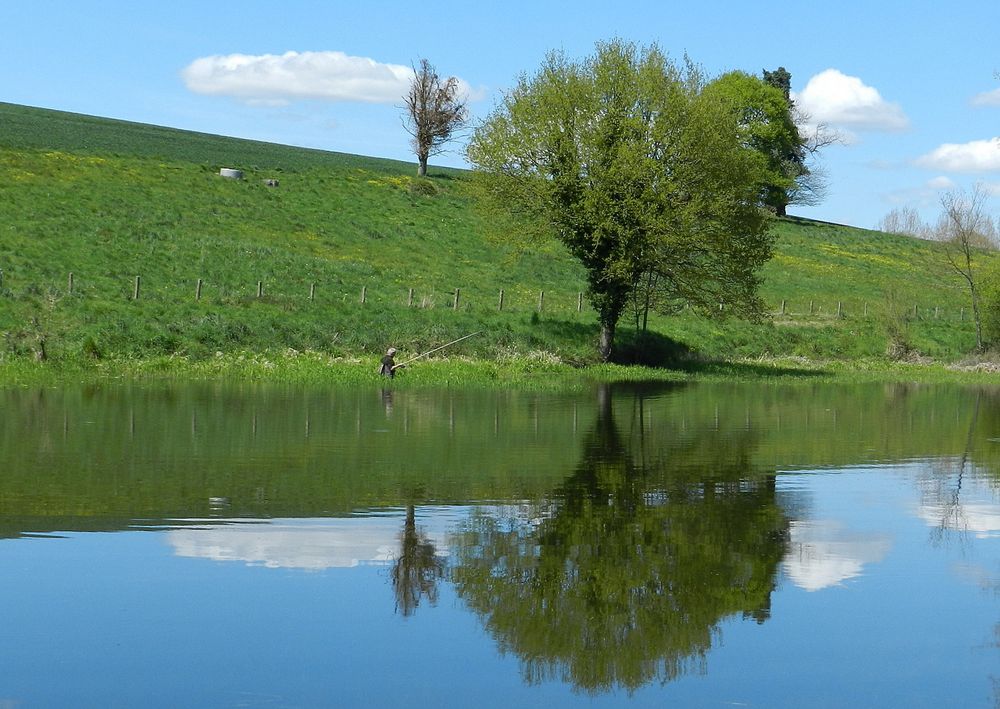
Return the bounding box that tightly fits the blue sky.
[3,1,999,230]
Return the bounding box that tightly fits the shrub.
[409,179,438,197]
[81,335,102,360]
[881,290,913,360]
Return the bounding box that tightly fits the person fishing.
[379,347,402,378]
[378,332,481,379]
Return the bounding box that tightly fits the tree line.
[404,41,835,360]
[403,45,1000,359]
[876,186,1000,351]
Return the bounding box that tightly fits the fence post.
[196,278,203,301]
[913,304,918,318]
[453,288,460,310]
[360,285,367,304]
[837,301,843,318]
[577,292,583,313]
[0,269,3,289]
[934,305,939,319]
[780,299,786,315]
[257,281,264,298]
[961,307,966,321]
[309,283,315,301]
[809,300,814,315]
[133,275,141,300]
[538,290,544,312]
[408,288,414,307]
[498,289,504,312]
[68,272,74,295]
[864,302,868,318]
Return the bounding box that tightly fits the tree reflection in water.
[392,503,446,617]
[450,383,790,694]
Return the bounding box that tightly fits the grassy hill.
[0,102,991,367]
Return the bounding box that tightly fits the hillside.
[0,102,989,366]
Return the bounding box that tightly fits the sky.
[3,1,999,230]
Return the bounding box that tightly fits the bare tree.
[795,109,842,156]
[791,110,841,205]
[785,160,829,209]
[935,186,997,351]
[403,59,469,177]
[875,206,931,239]
[788,107,841,213]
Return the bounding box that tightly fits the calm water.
[1,381,999,708]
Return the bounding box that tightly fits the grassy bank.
[4,349,1000,391]
[0,102,996,373]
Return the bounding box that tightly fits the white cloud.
[927,175,957,190]
[183,50,442,105]
[915,138,1000,172]
[793,69,909,135]
[881,176,955,210]
[972,87,1000,107]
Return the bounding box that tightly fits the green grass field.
[0,101,993,369]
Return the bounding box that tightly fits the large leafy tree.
[467,40,774,361]
[630,73,785,331]
[706,71,802,216]
[760,66,836,215]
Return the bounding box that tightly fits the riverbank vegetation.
[5,349,1000,391]
[1,101,997,384]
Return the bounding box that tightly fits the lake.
[1,380,999,708]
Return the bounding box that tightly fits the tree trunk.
[775,202,787,217]
[417,155,428,177]
[971,284,984,352]
[641,272,656,332]
[598,320,615,361]
[961,249,984,352]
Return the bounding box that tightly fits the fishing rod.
[395,331,482,368]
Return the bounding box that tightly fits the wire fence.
[0,269,974,322]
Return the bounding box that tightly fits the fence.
[0,270,591,316]
[768,298,971,322]
[0,269,974,321]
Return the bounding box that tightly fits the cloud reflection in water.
[168,516,449,571]
[782,519,892,591]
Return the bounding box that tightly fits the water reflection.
[166,513,453,575]
[450,383,789,693]
[3,381,1000,704]
[392,504,447,616]
[4,382,1000,534]
[169,518,400,570]
[914,390,1000,544]
[783,520,892,591]
[918,471,1000,540]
